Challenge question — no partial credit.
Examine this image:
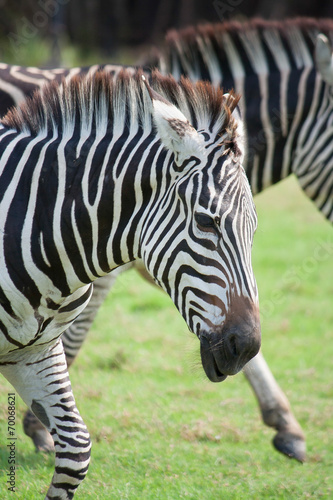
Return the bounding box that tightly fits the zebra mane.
[164,17,333,69]
[1,70,240,147]
[166,18,333,42]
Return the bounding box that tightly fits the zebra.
[3,16,329,462]
[0,69,260,498]
[155,17,333,218]
[0,62,139,111]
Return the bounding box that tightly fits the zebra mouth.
[209,356,228,383]
[200,336,228,383]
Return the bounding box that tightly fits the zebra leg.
[22,270,126,451]
[23,405,55,452]
[1,339,91,499]
[242,351,306,462]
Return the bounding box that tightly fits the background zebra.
[155,17,333,219]
[3,16,330,463]
[0,70,260,498]
[0,62,141,112]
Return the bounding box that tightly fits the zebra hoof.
[23,409,55,453]
[272,431,306,463]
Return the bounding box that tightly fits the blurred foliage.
[1,0,333,68]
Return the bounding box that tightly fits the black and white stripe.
[0,70,260,498]
[0,21,331,215]
[0,62,139,112]
[157,18,333,220]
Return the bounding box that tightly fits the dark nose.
[200,299,261,382]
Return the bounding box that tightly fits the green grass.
[0,32,138,68]
[0,175,332,499]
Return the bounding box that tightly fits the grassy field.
[0,175,332,499]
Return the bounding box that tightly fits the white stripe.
[250,154,260,195]
[9,66,47,88]
[296,73,324,151]
[221,33,247,157]
[259,71,275,189]
[86,65,101,77]
[238,29,275,190]
[176,39,199,82]
[0,78,25,107]
[26,67,59,80]
[262,28,291,137]
[286,27,313,69]
[197,36,223,87]
[70,201,96,281]
[63,67,82,83]
[282,67,312,178]
[21,130,65,301]
[0,131,25,175]
[53,132,84,290]
[39,231,51,267]
[119,131,160,257]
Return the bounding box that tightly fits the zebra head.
[140,76,261,382]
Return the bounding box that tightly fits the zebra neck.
[48,131,159,292]
[0,125,159,298]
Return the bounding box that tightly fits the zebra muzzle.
[200,321,261,383]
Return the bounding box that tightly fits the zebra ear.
[142,76,204,166]
[222,92,245,159]
[223,92,242,121]
[315,34,333,84]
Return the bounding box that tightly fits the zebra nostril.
[228,334,238,357]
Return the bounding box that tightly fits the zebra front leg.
[242,351,306,462]
[1,339,91,499]
[22,271,121,451]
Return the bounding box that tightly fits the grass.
[0,175,332,499]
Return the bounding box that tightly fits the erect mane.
[1,70,240,147]
[165,17,333,48]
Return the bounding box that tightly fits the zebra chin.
[199,304,261,383]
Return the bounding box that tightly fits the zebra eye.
[195,213,220,234]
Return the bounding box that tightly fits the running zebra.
[0,70,260,498]
[4,17,329,462]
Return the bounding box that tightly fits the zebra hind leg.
[1,339,91,499]
[23,407,55,452]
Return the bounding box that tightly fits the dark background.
[1,0,333,65]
